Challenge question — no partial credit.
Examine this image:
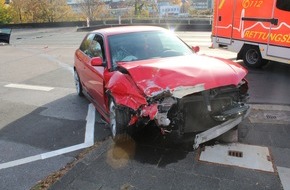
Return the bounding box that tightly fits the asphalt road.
[0,27,289,190]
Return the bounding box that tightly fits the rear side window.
[276,0,290,11]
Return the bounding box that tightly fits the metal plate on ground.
[248,104,290,125]
[199,143,274,172]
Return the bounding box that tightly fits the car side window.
[276,0,290,11]
[88,39,102,58]
[80,34,94,53]
[80,34,106,62]
[91,35,106,61]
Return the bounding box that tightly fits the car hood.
[118,55,247,98]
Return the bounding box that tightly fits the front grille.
[177,85,245,133]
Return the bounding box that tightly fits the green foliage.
[0,0,13,24]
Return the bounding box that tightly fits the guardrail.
[0,16,213,32]
[78,16,213,32]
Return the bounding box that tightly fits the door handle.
[242,17,278,25]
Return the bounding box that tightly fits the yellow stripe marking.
[218,0,226,9]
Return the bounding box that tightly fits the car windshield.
[108,30,193,67]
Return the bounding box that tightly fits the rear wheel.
[109,98,130,141]
[74,70,83,96]
[243,46,267,68]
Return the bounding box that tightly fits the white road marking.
[5,83,54,92]
[199,143,274,172]
[277,167,290,190]
[84,104,95,146]
[0,104,95,170]
[40,54,74,75]
[15,46,74,75]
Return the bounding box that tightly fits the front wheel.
[243,46,267,68]
[74,70,83,96]
[109,99,130,141]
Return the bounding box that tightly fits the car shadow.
[239,60,290,74]
[107,123,196,168]
[0,91,194,169]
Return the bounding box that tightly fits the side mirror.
[90,57,103,66]
[192,46,200,53]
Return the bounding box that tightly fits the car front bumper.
[193,105,251,149]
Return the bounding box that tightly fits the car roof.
[90,25,167,36]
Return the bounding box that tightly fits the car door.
[83,34,107,113]
[214,0,235,45]
[75,33,95,93]
[266,0,290,59]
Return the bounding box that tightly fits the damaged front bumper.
[193,105,251,149]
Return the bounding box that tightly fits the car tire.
[74,70,83,97]
[243,46,267,68]
[109,98,130,141]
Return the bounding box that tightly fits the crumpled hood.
[118,55,247,98]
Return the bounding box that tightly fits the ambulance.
[211,0,290,68]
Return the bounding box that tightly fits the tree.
[10,0,76,23]
[9,0,27,23]
[0,0,13,24]
[33,0,75,22]
[172,0,182,5]
[77,0,107,21]
[125,0,152,17]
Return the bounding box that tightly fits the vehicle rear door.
[214,0,235,45]
[267,0,290,59]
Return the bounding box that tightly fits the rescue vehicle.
[212,0,290,68]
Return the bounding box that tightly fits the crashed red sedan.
[74,26,250,148]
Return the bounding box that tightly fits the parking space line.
[277,167,290,190]
[5,83,54,91]
[0,104,95,170]
[84,104,95,146]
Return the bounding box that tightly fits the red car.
[74,26,250,148]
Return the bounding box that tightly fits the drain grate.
[266,115,277,119]
[228,150,243,158]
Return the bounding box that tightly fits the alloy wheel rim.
[74,71,80,94]
[109,101,117,137]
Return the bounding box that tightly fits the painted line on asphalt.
[15,47,74,75]
[5,83,54,92]
[40,54,74,75]
[0,104,95,170]
[277,167,290,190]
[84,104,95,146]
